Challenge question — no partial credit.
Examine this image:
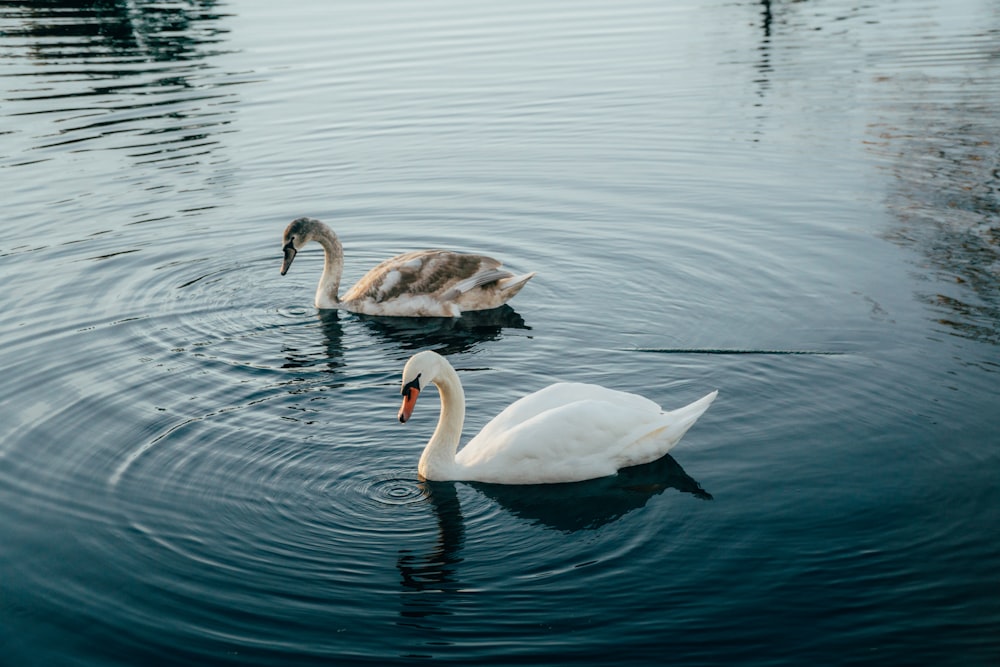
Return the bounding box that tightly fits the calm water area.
[1,1,999,665]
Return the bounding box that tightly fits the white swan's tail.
[618,390,718,468]
[666,390,718,435]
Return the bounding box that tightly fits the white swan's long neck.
[312,227,344,309]
[417,363,466,481]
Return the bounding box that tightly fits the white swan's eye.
[401,374,421,396]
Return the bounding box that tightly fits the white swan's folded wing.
[471,382,658,445]
[457,389,718,485]
[458,396,670,484]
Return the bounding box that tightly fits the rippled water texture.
[1,1,999,665]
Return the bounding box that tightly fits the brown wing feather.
[341,250,504,303]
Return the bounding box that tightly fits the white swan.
[280,217,535,317]
[398,350,718,484]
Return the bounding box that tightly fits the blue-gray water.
[2,1,999,665]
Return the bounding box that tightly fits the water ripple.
[3,1,1000,665]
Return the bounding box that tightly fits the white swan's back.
[457,385,718,484]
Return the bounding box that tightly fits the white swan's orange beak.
[399,387,420,423]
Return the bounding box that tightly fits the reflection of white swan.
[471,454,712,532]
[280,218,534,316]
[398,351,718,484]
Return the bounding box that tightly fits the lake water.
[1,0,999,664]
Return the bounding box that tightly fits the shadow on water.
[753,0,773,104]
[355,305,531,356]
[280,310,346,373]
[468,455,711,533]
[1,0,239,172]
[278,305,529,373]
[870,78,1000,346]
[397,482,465,627]
[4,0,230,63]
[748,0,1000,347]
[278,307,528,374]
[397,457,709,625]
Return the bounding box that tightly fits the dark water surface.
[2,1,999,665]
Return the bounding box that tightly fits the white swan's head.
[398,350,447,423]
[280,217,325,275]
